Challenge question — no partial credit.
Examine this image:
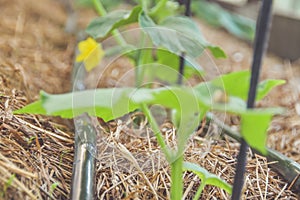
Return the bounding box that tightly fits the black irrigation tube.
[231,0,273,199]
[70,50,97,199]
[206,112,300,194]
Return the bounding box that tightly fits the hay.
[0,0,299,199]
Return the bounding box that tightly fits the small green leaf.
[194,82,247,113]
[138,49,203,83]
[50,182,59,195]
[86,5,142,38]
[256,79,286,101]
[149,0,180,23]
[211,71,286,101]
[211,71,250,100]
[183,162,232,194]
[4,174,15,192]
[207,46,227,59]
[239,108,283,155]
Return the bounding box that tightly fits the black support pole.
[231,0,273,199]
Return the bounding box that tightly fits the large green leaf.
[239,108,284,155]
[15,89,138,121]
[14,87,203,122]
[183,161,232,194]
[160,16,226,58]
[139,12,204,58]
[86,5,142,39]
[192,1,255,41]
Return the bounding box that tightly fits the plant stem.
[135,33,147,87]
[149,0,168,15]
[193,180,205,200]
[140,103,171,160]
[92,0,127,46]
[170,155,183,200]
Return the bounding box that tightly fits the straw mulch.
[0,0,299,199]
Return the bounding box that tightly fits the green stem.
[140,103,171,160]
[140,0,149,12]
[149,0,168,16]
[193,180,206,200]
[135,33,147,87]
[170,155,184,200]
[92,0,127,46]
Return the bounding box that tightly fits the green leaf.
[207,46,227,59]
[138,49,203,83]
[211,71,286,101]
[256,79,286,101]
[160,16,226,58]
[183,162,232,194]
[194,82,247,113]
[13,100,46,115]
[192,1,255,41]
[239,108,284,155]
[14,87,203,122]
[219,11,255,41]
[86,5,142,38]
[139,12,206,58]
[211,71,250,100]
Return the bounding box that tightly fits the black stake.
[231,1,273,199]
[177,52,185,85]
[177,0,191,85]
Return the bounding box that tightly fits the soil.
[0,0,299,199]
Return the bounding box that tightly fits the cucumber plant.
[15,0,285,199]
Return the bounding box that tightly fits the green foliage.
[137,49,203,84]
[211,71,286,101]
[159,16,226,58]
[86,5,142,38]
[14,1,287,198]
[50,182,59,196]
[239,108,283,154]
[183,162,232,194]
[139,12,226,58]
[14,72,284,155]
[0,174,15,198]
[192,1,256,41]
[149,0,180,23]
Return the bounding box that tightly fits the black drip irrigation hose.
[70,41,98,200]
[206,113,300,194]
[231,0,273,199]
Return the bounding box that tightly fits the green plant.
[15,72,284,198]
[0,174,15,198]
[14,0,285,199]
[50,182,59,196]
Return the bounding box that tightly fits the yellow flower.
[76,37,104,72]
